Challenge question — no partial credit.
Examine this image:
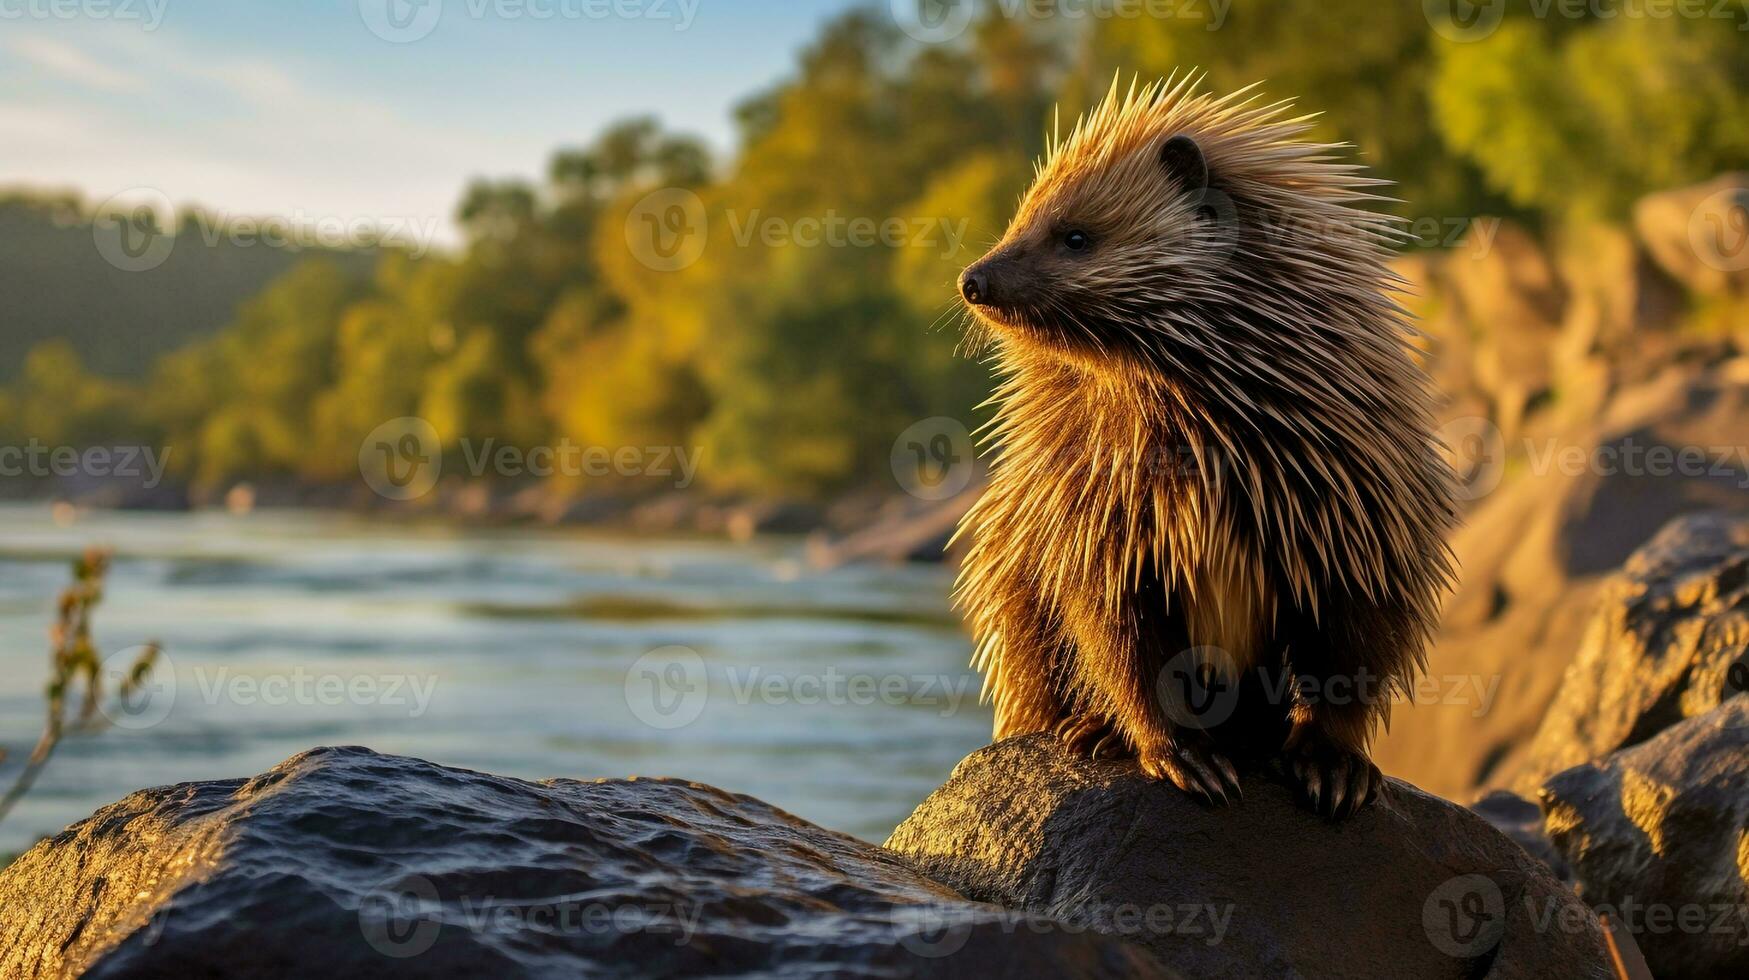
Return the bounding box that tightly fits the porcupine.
[952,74,1458,818]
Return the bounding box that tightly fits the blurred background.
[2,0,1748,856]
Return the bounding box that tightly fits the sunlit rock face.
[1541,700,1749,980]
[1515,512,1749,793]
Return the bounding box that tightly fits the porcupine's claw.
[1285,727,1381,821]
[1137,733,1243,806]
[1055,714,1127,760]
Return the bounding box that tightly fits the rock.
[722,499,825,541]
[1444,220,1567,439]
[1634,173,1749,298]
[1471,789,1571,882]
[1540,699,1749,980]
[1550,221,1686,396]
[807,483,981,568]
[0,746,1168,979]
[886,735,1614,980]
[1376,361,1749,799]
[1511,512,1749,792]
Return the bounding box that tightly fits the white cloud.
[6,35,142,91]
[0,23,534,250]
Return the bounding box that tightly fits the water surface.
[0,504,986,855]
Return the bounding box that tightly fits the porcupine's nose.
[959,267,990,306]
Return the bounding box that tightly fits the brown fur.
[952,74,1459,816]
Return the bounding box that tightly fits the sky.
[1,0,868,244]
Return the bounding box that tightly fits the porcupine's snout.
[958,262,993,306]
[960,250,1024,309]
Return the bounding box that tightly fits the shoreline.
[0,476,979,566]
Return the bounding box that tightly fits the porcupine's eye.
[1063,230,1089,251]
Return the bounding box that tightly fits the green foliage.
[1433,16,1749,220]
[0,194,375,380]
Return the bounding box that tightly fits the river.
[0,503,986,856]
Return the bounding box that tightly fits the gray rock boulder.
[1540,698,1749,980]
[1513,512,1749,792]
[887,735,1614,980]
[0,746,1168,979]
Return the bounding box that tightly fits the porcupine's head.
[958,73,1410,398]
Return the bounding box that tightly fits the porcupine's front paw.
[1284,725,1381,820]
[1136,730,1243,805]
[1053,713,1127,760]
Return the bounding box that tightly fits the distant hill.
[0,194,380,379]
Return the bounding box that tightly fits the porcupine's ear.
[1159,134,1209,194]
